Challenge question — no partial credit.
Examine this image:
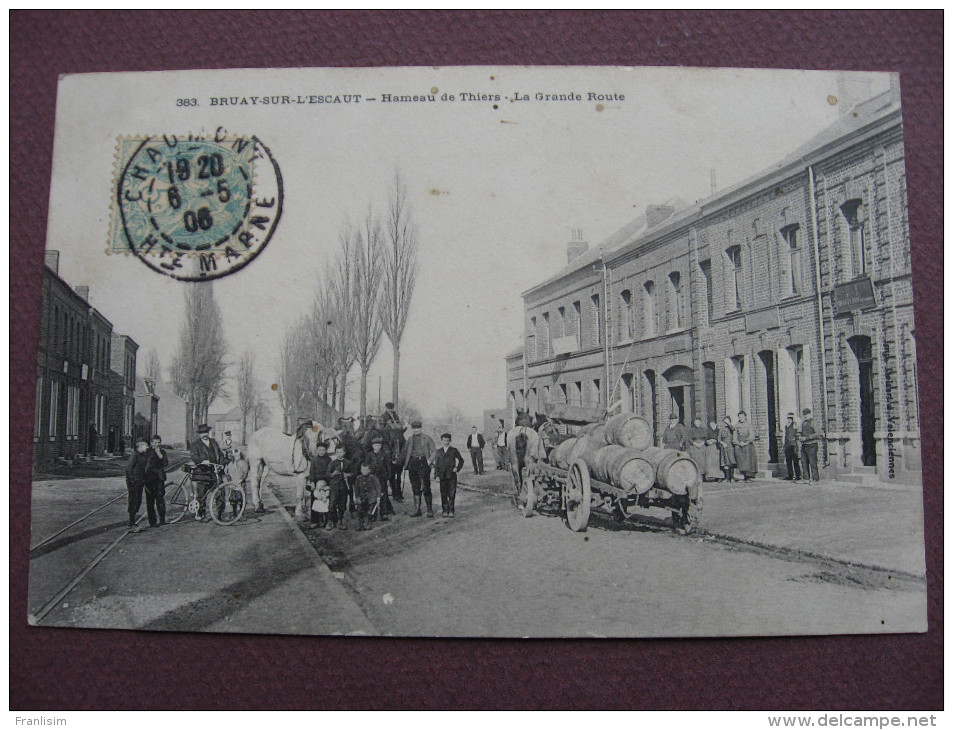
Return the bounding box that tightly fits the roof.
[505,345,524,360]
[521,87,901,300]
[212,405,244,421]
[523,198,688,298]
[135,377,157,396]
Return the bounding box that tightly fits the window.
[789,345,805,413]
[528,317,537,360]
[643,281,656,336]
[699,259,713,322]
[590,294,601,345]
[667,272,682,330]
[619,290,633,340]
[572,301,581,342]
[726,245,742,310]
[573,381,582,406]
[591,379,601,407]
[541,312,551,358]
[840,198,866,278]
[66,385,80,439]
[49,380,60,438]
[557,306,566,339]
[34,378,43,439]
[781,224,802,295]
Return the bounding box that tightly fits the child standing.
[353,462,382,531]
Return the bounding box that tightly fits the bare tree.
[349,207,385,418]
[236,350,259,445]
[170,283,229,438]
[144,348,162,382]
[441,403,466,426]
[329,224,357,414]
[381,170,419,409]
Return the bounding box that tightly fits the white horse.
[246,422,334,519]
[507,424,543,494]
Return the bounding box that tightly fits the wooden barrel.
[607,448,656,494]
[588,445,628,483]
[549,438,577,469]
[577,423,599,436]
[639,447,699,495]
[604,413,653,451]
[568,434,591,465]
[580,424,610,463]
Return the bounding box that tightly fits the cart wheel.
[207,482,246,526]
[565,459,591,532]
[518,473,536,517]
[166,478,192,524]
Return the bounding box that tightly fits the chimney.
[44,250,59,274]
[75,285,89,302]
[567,228,589,264]
[836,72,874,117]
[646,204,675,228]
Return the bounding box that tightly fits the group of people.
[304,403,468,531]
[125,424,248,530]
[660,407,823,483]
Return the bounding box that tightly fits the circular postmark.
[115,129,282,281]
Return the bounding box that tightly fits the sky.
[43,66,890,422]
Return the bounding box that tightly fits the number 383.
[176,98,198,107]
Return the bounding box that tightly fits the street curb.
[699,531,926,584]
[459,480,925,583]
[264,484,376,635]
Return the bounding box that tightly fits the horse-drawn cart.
[517,408,703,535]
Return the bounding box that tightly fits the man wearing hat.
[800,408,823,483]
[403,420,435,517]
[190,424,227,520]
[125,436,151,532]
[661,413,688,451]
[782,413,802,481]
[380,402,402,430]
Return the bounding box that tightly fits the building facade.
[507,83,919,484]
[33,252,146,467]
[134,377,159,442]
[107,333,139,453]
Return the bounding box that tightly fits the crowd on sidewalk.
[657,408,824,483]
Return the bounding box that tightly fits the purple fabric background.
[10,10,942,710]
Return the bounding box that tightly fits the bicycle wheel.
[207,481,246,526]
[166,477,193,524]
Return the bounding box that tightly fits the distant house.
[134,377,159,442]
[154,381,190,448]
[107,333,138,453]
[210,405,243,444]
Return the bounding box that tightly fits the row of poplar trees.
[276,170,419,428]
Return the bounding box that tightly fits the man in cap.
[782,413,802,481]
[800,408,822,483]
[125,436,151,532]
[190,424,227,520]
[661,413,688,451]
[380,402,402,430]
[403,419,435,517]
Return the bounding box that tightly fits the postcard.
[28,66,925,637]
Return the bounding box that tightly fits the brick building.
[34,252,145,465]
[134,376,159,442]
[506,79,920,484]
[107,333,139,452]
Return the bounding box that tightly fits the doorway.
[758,350,779,463]
[849,335,877,466]
[663,365,695,425]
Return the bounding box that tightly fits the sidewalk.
[459,468,927,578]
[36,481,374,635]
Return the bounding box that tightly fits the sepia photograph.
[26,64,926,639]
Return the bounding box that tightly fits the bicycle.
[166,463,246,526]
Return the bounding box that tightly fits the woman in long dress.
[687,416,708,479]
[717,415,737,482]
[704,419,723,481]
[733,410,758,481]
